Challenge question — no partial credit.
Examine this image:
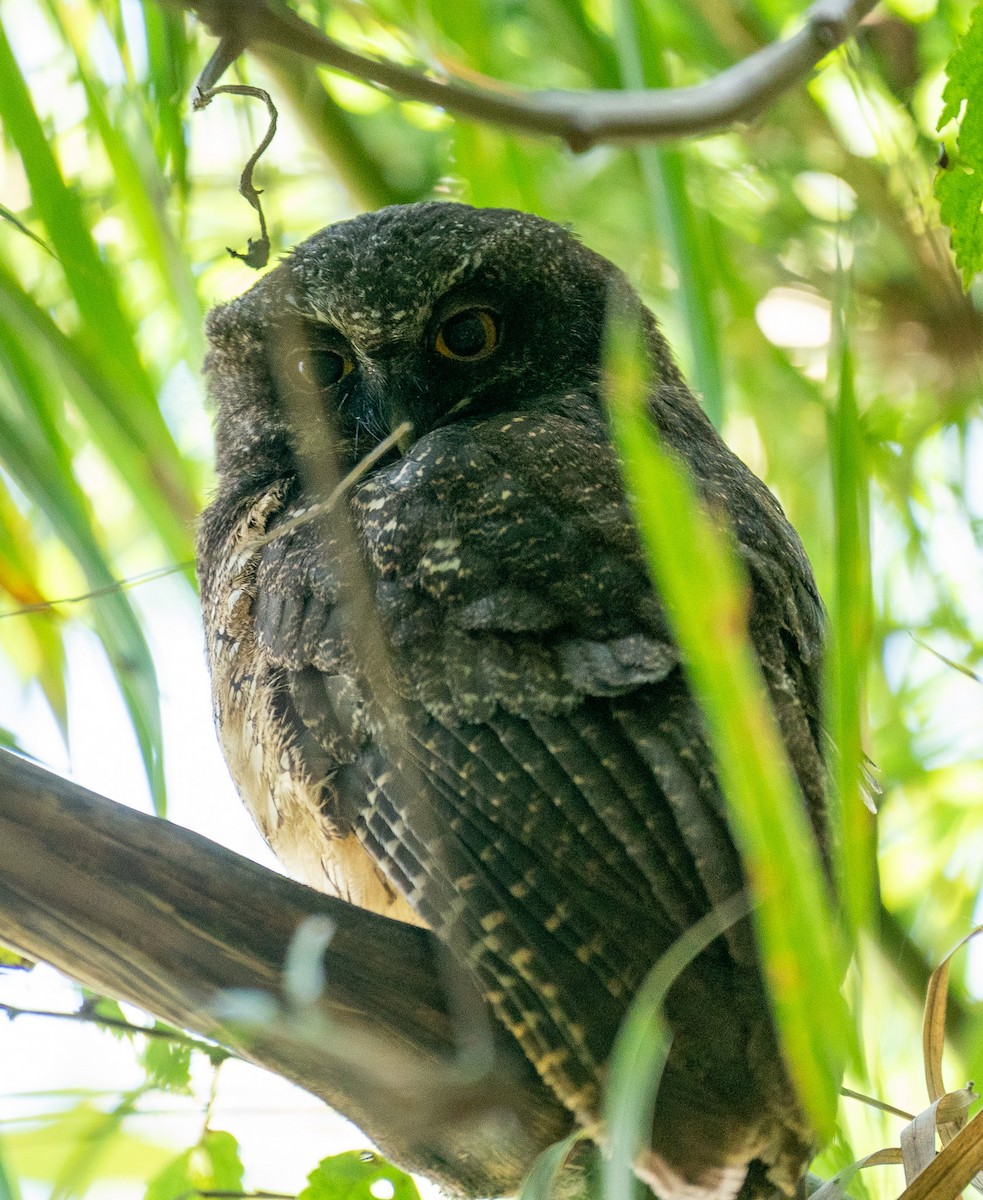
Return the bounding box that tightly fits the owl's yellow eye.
[435,308,499,361]
[296,349,354,390]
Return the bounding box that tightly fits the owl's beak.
[361,355,428,452]
[373,382,422,453]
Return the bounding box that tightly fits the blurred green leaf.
[0,21,198,537]
[518,1128,592,1200]
[0,473,68,726]
[84,994,133,1040]
[0,1132,23,1200]
[604,307,850,1138]
[141,1038,193,1094]
[145,1130,244,1200]
[0,314,166,811]
[612,0,726,428]
[0,256,195,569]
[42,4,204,354]
[300,1151,420,1200]
[142,4,192,198]
[602,893,753,1200]
[827,317,875,940]
[2,1097,167,1191]
[935,2,983,286]
[0,944,34,969]
[0,203,54,256]
[49,1092,147,1200]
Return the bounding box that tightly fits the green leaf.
[612,0,725,429]
[43,6,204,356]
[0,474,68,726]
[518,1128,592,1200]
[84,995,133,1041]
[0,1131,23,1200]
[3,1106,170,1185]
[0,317,166,812]
[141,4,192,198]
[935,1,983,286]
[936,165,983,288]
[141,1039,193,1094]
[0,944,34,969]
[300,1151,421,1200]
[603,307,851,1140]
[0,257,196,569]
[0,726,31,758]
[200,1131,245,1192]
[144,1149,198,1200]
[0,1096,162,1196]
[145,1131,244,1200]
[0,24,198,545]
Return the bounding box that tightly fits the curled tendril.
[193,78,277,270]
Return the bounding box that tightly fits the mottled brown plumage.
[197,203,828,1199]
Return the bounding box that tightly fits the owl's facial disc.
[280,295,511,461]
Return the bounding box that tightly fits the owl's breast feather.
[352,404,678,724]
[200,482,422,924]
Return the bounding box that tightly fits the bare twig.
[840,1086,915,1122]
[250,421,412,550]
[0,1001,224,1056]
[0,561,194,619]
[176,0,879,151]
[189,1193,293,1200]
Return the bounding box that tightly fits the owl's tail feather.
[635,1149,748,1200]
[635,1106,812,1200]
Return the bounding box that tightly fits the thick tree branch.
[0,749,571,1196]
[177,0,879,150]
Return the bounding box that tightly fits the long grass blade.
[602,892,753,1200]
[611,0,725,429]
[0,322,165,812]
[0,23,197,537]
[0,1133,22,1200]
[604,307,850,1138]
[44,2,203,353]
[827,314,875,938]
[0,260,195,570]
[0,481,68,728]
[141,4,192,200]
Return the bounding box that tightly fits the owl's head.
[205,202,684,491]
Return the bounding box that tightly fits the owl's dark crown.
[204,202,684,491]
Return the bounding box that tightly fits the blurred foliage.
[299,1150,421,1200]
[936,1,983,285]
[0,0,982,1197]
[146,1128,244,1200]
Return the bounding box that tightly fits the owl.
[197,203,828,1200]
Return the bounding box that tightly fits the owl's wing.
[251,400,824,1192]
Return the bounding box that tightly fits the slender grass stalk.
[611,0,725,430]
[827,305,875,939]
[603,308,851,1139]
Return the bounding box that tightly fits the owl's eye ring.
[434,308,499,361]
[295,348,354,390]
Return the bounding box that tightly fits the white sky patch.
[755,286,832,350]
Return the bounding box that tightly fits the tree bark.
[0,748,572,1195]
